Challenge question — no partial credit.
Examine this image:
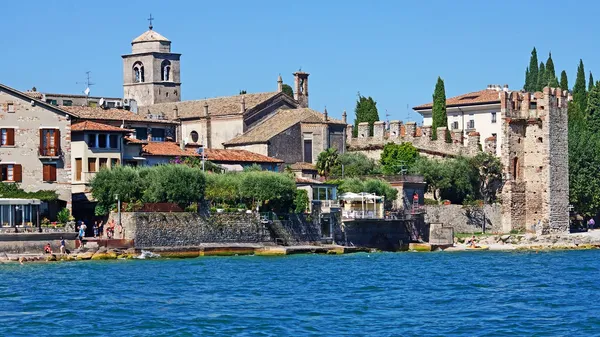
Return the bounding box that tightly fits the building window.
[133,62,145,83]
[451,122,459,130]
[1,128,15,146]
[111,158,120,167]
[75,158,82,181]
[491,112,497,123]
[151,128,165,142]
[513,157,519,180]
[45,99,57,106]
[109,134,119,149]
[161,60,171,81]
[7,103,14,113]
[1,164,21,182]
[190,131,199,143]
[303,139,313,163]
[468,120,475,129]
[39,129,60,156]
[42,164,57,182]
[88,158,96,173]
[135,128,148,141]
[87,134,97,148]
[98,134,108,148]
[99,158,108,169]
[63,100,73,106]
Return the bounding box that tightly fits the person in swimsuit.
[59,236,66,254]
[44,243,52,254]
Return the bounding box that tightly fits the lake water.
[1,250,599,336]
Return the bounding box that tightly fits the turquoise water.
[1,251,599,336]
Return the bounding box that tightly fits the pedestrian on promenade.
[44,243,52,254]
[93,221,99,238]
[588,218,596,230]
[79,222,86,248]
[98,220,104,238]
[59,236,66,254]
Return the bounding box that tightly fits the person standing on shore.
[93,221,99,238]
[78,222,86,248]
[588,218,596,230]
[98,220,104,238]
[59,236,66,254]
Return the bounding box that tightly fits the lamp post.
[115,194,121,229]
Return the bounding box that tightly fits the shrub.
[142,165,206,208]
[205,173,242,207]
[184,203,198,213]
[240,171,295,212]
[294,189,309,213]
[91,166,147,215]
[424,198,439,205]
[56,208,70,224]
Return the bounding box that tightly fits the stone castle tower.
[122,22,181,107]
[500,87,569,234]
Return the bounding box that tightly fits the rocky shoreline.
[446,231,600,251]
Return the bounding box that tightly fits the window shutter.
[13,164,22,182]
[6,128,14,146]
[50,165,57,182]
[54,129,61,155]
[39,130,44,155]
[43,164,49,181]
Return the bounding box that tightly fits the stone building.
[0,83,74,210]
[499,88,569,234]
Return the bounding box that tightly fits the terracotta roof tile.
[290,162,316,171]
[204,149,282,163]
[224,108,345,146]
[71,121,134,132]
[132,29,170,43]
[141,142,199,157]
[144,92,282,119]
[63,106,178,124]
[413,89,502,110]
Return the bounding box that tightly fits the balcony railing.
[38,147,61,158]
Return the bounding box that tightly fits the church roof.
[132,29,170,43]
[62,106,179,124]
[224,108,345,146]
[145,92,283,119]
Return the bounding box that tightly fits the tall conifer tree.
[573,59,587,110]
[523,67,530,90]
[560,70,568,90]
[589,72,594,92]
[537,62,546,91]
[431,77,447,140]
[586,81,600,133]
[352,94,379,137]
[545,53,559,87]
[525,47,539,92]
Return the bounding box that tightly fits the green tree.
[410,157,450,201]
[589,72,595,92]
[545,52,559,88]
[536,62,546,91]
[352,94,379,137]
[560,70,568,90]
[470,152,503,204]
[380,142,419,175]
[293,189,309,213]
[523,67,530,91]
[573,59,587,110]
[143,165,206,208]
[90,166,148,215]
[240,171,295,211]
[282,84,294,98]
[205,173,242,207]
[525,47,539,92]
[586,81,600,133]
[431,77,448,140]
[316,148,339,179]
[330,152,378,178]
[239,90,247,95]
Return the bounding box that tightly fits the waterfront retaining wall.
[113,212,271,249]
[424,204,502,233]
[336,218,429,251]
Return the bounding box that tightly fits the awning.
[339,192,383,202]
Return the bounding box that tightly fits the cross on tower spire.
[148,14,154,30]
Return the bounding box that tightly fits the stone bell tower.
[122,16,181,107]
[293,70,309,108]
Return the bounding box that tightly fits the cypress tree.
[560,70,568,90]
[589,72,594,92]
[431,77,447,140]
[526,47,539,92]
[545,53,559,88]
[586,81,600,133]
[537,62,546,91]
[573,59,587,110]
[524,67,530,91]
[352,94,379,137]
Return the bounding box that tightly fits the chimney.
[277,74,283,92]
[503,84,509,92]
[173,106,179,119]
[342,110,347,124]
[323,107,328,121]
[203,101,209,117]
[240,95,246,113]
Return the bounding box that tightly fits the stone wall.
[347,120,482,159]
[335,217,429,251]
[268,124,303,164]
[424,204,502,233]
[116,212,270,248]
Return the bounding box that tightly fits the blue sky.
[1,0,597,122]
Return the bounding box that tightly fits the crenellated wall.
[346,120,484,159]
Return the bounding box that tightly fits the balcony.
[312,200,340,213]
[38,147,61,159]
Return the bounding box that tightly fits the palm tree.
[316,148,339,179]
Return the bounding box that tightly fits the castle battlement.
[346,120,483,158]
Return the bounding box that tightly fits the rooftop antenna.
[76,71,95,106]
